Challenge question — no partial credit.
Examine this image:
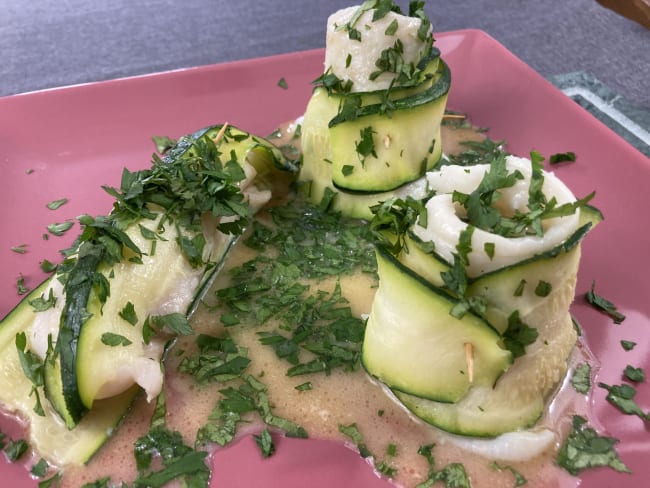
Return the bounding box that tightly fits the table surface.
[1,0,649,111]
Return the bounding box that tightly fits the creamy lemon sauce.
[56,123,591,488]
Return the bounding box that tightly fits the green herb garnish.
[620,340,637,351]
[490,461,528,486]
[557,415,630,475]
[253,428,275,458]
[4,438,29,461]
[151,135,177,154]
[100,332,133,347]
[571,363,592,394]
[30,458,49,477]
[549,151,576,165]
[47,221,74,236]
[46,198,68,210]
[15,332,46,416]
[119,301,139,325]
[502,310,538,359]
[598,382,649,420]
[11,244,27,254]
[415,443,471,488]
[624,365,645,383]
[585,281,626,324]
[534,280,552,297]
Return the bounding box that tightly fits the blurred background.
[1,0,648,110]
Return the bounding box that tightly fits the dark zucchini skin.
[328,58,451,128]
[44,247,101,428]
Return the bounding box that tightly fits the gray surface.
[1,0,649,111]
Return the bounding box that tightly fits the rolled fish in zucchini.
[299,3,450,219]
[0,124,291,466]
[363,152,601,437]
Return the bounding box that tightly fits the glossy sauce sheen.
[57,124,590,488]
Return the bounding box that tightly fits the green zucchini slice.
[362,246,512,403]
[299,60,450,218]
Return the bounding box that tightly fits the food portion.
[300,2,450,218]
[1,2,629,488]
[0,124,291,466]
[363,153,601,436]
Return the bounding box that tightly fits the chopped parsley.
[534,280,552,297]
[132,390,210,487]
[11,244,27,254]
[623,365,644,383]
[119,301,139,325]
[29,288,57,312]
[557,415,630,475]
[338,423,397,477]
[4,438,29,461]
[549,151,576,165]
[415,443,471,488]
[196,374,307,447]
[46,198,68,210]
[489,461,527,486]
[179,333,251,384]
[502,310,538,359]
[47,221,74,236]
[15,332,46,416]
[30,458,49,477]
[385,18,399,35]
[620,340,637,351]
[598,382,649,420]
[571,363,592,394]
[356,126,378,164]
[100,332,133,347]
[585,281,626,324]
[253,428,275,458]
[40,259,57,273]
[213,197,374,376]
[277,77,288,90]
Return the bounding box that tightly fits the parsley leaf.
[47,221,74,236]
[415,443,471,488]
[623,365,644,383]
[11,244,27,254]
[598,382,649,420]
[29,288,57,312]
[119,301,138,325]
[30,458,49,478]
[46,198,68,210]
[133,390,210,488]
[571,363,592,394]
[148,313,193,336]
[355,126,377,164]
[490,461,528,486]
[4,438,29,461]
[15,332,46,416]
[253,428,275,458]
[585,281,626,324]
[549,151,576,165]
[100,332,133,347]
[557,415,630,475]
[502,310,538,358]
[620,340,637,351]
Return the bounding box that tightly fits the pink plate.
[1,29,648,487]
